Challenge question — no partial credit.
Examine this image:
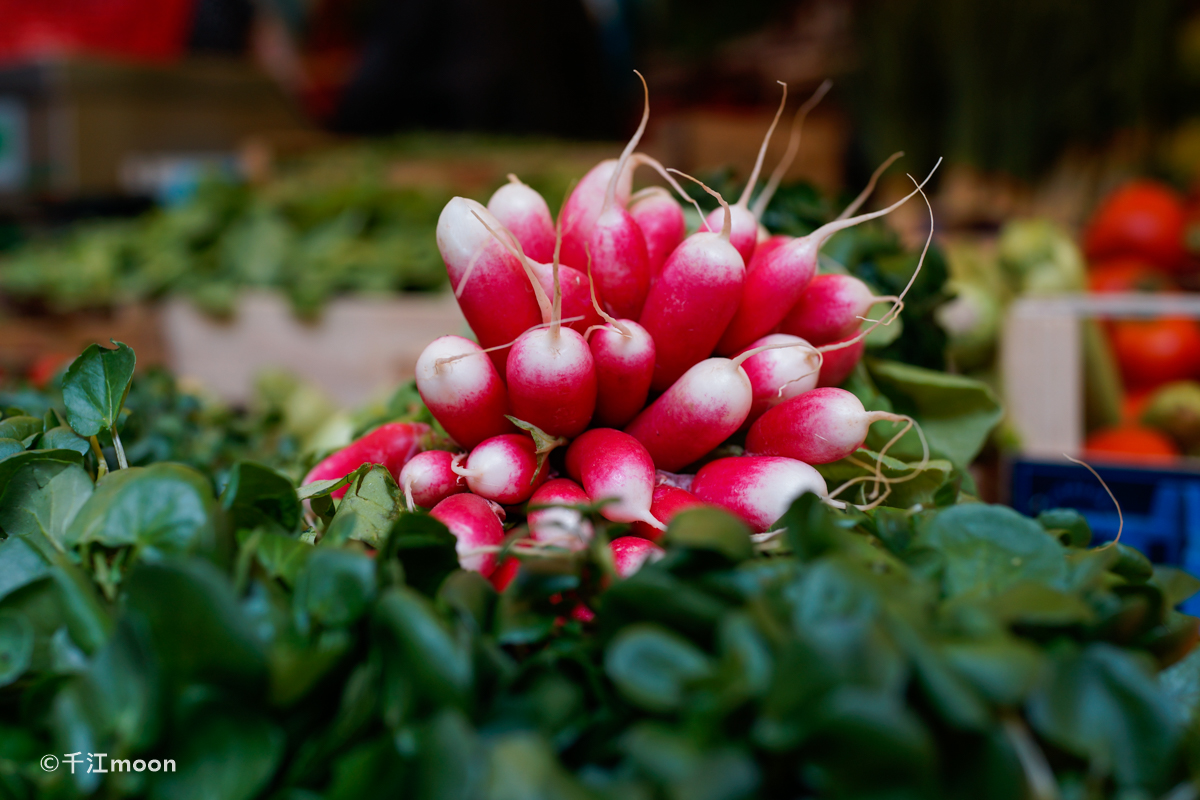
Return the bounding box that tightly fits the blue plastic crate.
[1008,458,1200,614]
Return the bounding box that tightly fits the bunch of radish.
[303,74,938,592]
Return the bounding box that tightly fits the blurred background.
[3,0,1200,536]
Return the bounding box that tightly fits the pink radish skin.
[430,493,505,576]
[735,333,821,427]
[747,387,886,464]
[565,429,664,531]
[529,260,604,334]
[487,177,557,263]
[587,206,652,319]
[398,450,465,510]
[630,485,706,541]
[639,228,745,392]
[816,335,866,388]
[589,320,656,428]
[716,163,939,355]
[415,335,514,449]
[691,456,829,532]
[703,203,759,265]
[558,159,634,269]
[779,274,878,345]
[629,187,686,277]
[456,434,547,504]
[303,422,431,500]
[748,234,792,270]
[490,557,519,592]
[507,325,597,439]
[610,536,665,578]
[527,478,594,551]
[437,197,542,375]
[624,358,754,472]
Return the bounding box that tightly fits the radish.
[778,274,895,346]
[430,493,505,576]
[487,174,557,263]
[586,72,653,319]
[629,484,705,541]
[399,449,465,511]
[628,186,685,278]
[639,175,745,392]
[735,333,821,427]
[745,387,918,465]
[716,159,939,356]
[415,335,515,449]
[691,456,830,532]
[585,267,656,428]
[610,536,665,578]
[816,334,866,388]
[303,421,431,499]
[437,197,543,375]
[565,428,663,531]
[490,556,520,592]
[527,478,593,551]
[700,82,789,264]
[453,433,547,504]
[528,259,604,334]
[558,159,634,271]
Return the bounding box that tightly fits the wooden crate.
[0,303,166,376]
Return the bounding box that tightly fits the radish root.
[836,151,904,221]
[737,81,788,208]
[601,70,650,215]
[752,79,833,219]
[583,244,631,338]
[668,169,731,240]
[630,153,710,229]
[1063,454,1123,547]
[471,209,553,323]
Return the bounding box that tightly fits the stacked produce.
[300,83,941,585]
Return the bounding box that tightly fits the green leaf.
[0,536,51,601]
[943,638,1043,707]
[380,512,460,597]
[1036,508,1092,548]
[0,438,23,459]
[1155,567,1200,609]
[0,447,85,491]
[294,549,376,629]
[865,358,1003,469]
[485,732,594,800]
[38,426,91,457]
[62,341,136,437]
[221,461,302,532]
[664,508,755,562]
[374,586,472,711]
[0,416,42,442]
[245,529,312,586]
[64,464,217,555]
[779,492,851,562]
[148,705,283,800]
[917,504,1067,599]
[329,465,403,547]
[1028,643,1181,789]
[0,458,93,553]
[605,623,714,712]
[816,450,956,509]
[0,610,34,686]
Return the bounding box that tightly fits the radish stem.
[668,169,731,240]
[737,81,788,207]
[601,70,650,215]
[836,151,904,221]
[752,79,832,219]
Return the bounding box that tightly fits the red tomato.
[1087,257,1175,293]
[1084,425,1179,461]
[1084,181,1187,272]
[1110,317,1200,388]
[1121,388,1155,424]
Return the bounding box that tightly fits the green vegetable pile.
[2,341,1200,800]
[0,136,599,319]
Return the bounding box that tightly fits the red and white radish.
[415,335,515,449]
[437,197,543,375]
[399,449,465,511]
[639,176,745,392]
[585,270,656,428]
[610,536,665,578]
[735,333,821,427]
[430,493,505,576]
[453,433,547,504]
[691,456,830,532]
[629,484,705,541]
[565,428,663,531]
[558,159,635,271]
[745,387,914,465]
[528,259,603,334]
[716,158,940,355]
[628,186,685,278]
[487,174,557,264]
[586,72,653,319]
[527,478,594,551]
[816,334,866,388]
[303,421,431,499]
[778,274,891,346]
[699,82,789,263]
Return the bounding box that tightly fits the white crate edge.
[162,291,467,408]
[1000,293,1200,459]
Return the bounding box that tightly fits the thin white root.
[737,81,788,207]
[601,70,650,214]
[585,244,631,336]
[471,209,553,323]
[835,151,904,222]
[667,168,731,240]
[631,153,711,230]
[1063,454,1123,547]
[403,476,416,513]
[752,78,833,219]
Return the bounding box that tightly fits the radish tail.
[835,151,904,221]
[752,79,832,219]
[602,70,650,214]
[668,169,731,240]
[471,209,553,324]
[630,153,710,231]
[584,244,632,337]
[1063,455,1123,547]
[737,81,788,207]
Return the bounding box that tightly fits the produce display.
[4,86,1200,800]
